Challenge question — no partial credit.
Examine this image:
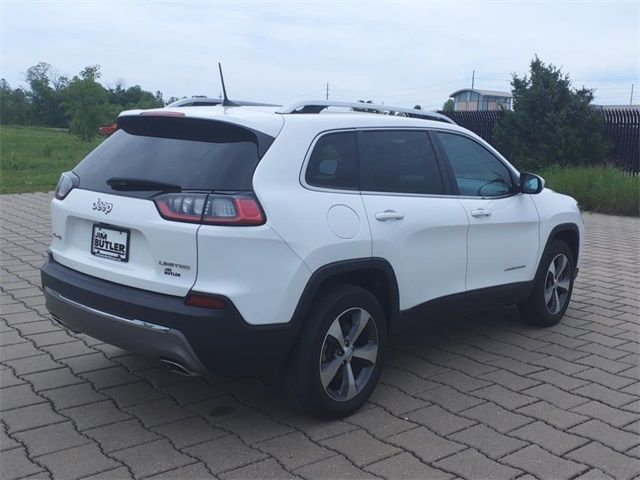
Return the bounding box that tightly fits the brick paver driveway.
[1,192,639,480]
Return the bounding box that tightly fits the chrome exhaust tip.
[159,358,199,377]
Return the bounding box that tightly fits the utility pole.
[631,84,634,105]
[326,83,329,100]
[471,70,475,89]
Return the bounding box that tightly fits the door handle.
[470,208,492,218]
[375,210,405,222]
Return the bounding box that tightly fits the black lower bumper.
[41,258,299,377]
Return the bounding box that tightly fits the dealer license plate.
[91,224,130,262]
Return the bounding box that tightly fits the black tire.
[518,239,575,327]
[287,284,387,418]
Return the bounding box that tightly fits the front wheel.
[519,239,575,327]
[287,284,387,418]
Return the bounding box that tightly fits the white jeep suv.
[42,100,583,418]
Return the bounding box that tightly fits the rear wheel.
[519,239,575,326]
[287,284,387,418]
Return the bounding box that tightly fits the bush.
[540,165,639,217]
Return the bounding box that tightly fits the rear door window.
[73,116,274,197]
[305,131,358,190]
[358,130,446,195]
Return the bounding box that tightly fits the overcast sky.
[1,0,638,110]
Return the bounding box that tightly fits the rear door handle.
[470,208,492,218]
[375,210,405,222]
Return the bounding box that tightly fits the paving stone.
[320,429,400,467]
[405,404,475,435]
[510,421,589,455]
[0,368,25,388]
[40,382,107,409]
[4,354,63,375]
[429,369,492,392]
[146,462,216,480]
[569,419,640,452]
[36,443,120,479]
[415,385,484,412]
[449,424,527,459]
[185,435,266,474]
[380,366,439,394]
[346,406,415,439]
[110,439,193,478]
[366,451,452,480]
[0,447,44,480]
[62,400,131,431]
[102,381,165,408]
[472,384,537,410]
[567,442,640,480]
[124,398,193,428]
[502,444,588,480]
[217,411,294,445]
[368,386,429,415]
[0,427,19,451]
[529,369,590,390]
[81,466,134,480]
[575,469,616,480]
[480,368,542,391]
[3,403,66,433]
[281,415,358,442]
[523,384,589,409]
[388,427,465,463]
[158,378,223,406]
[0,342,43,362]
[41,341,96,360]
[256,431,334,470]
[435,448,522,480]
[84,418,161,452]
[516,401,588,429]
[293,454,371,479]
[572,400,639,427]
[574,383,637,408]
[80,366,140,390]
[576,354,630,374]
[0,383,46,411]
[222,458,299,480]
[21,367,83,392]
[14,421,89,457]
[574,367,637,390]
[27,330,75,348]
[62,353,117,374]
[462,402,531,433]
[152,416,227,449]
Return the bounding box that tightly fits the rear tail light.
[154,193,265,226]
[185,292,227,309]
[54,171,79,200]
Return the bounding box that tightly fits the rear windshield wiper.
[107,177,182,192]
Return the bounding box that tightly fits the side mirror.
[520,172,545,194]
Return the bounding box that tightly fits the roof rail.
[278,100,456,124]
[166,97,280,108]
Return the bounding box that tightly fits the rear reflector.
[155,193,265,226]
[185,292,227,309]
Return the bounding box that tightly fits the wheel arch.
[290,258,400,335]
[545,223,580,267]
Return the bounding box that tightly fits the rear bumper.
[41,258,299,377]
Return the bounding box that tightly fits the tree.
[25,62,67,127]
[0,79,30,125]
[442,99,454,112]
[63,65,110,141]
[493,57,609,171]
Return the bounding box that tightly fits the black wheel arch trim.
[290,257,400,332]
[538,223,580,279]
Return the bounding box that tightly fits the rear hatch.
[49,114,276,296]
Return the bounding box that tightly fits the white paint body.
[49,105,584,326]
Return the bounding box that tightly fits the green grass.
[541,165,639,217]
[0,125,102,194]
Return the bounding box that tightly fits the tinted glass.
[74,117,268,197]
[437,132,514,197]
[359,130,445,194]
[305,131,357,189]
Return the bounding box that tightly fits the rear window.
[73,116,274,196]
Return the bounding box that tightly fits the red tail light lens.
[54,171,79,200]
[185,292,227,309]
[154,193,265,226]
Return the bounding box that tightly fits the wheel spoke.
[326,318,345,348]
[320,356,343,389]
[544,285,555,305]
[555,256,568,279]
[339,362,357,399]
[352,342,378,364]
[552,289,560,314]
[556,277,571,292]
[348,309,371,344]
[548,259,556,278]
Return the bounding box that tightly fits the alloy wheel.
[319,307,379,402]
[545,253,571,315]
